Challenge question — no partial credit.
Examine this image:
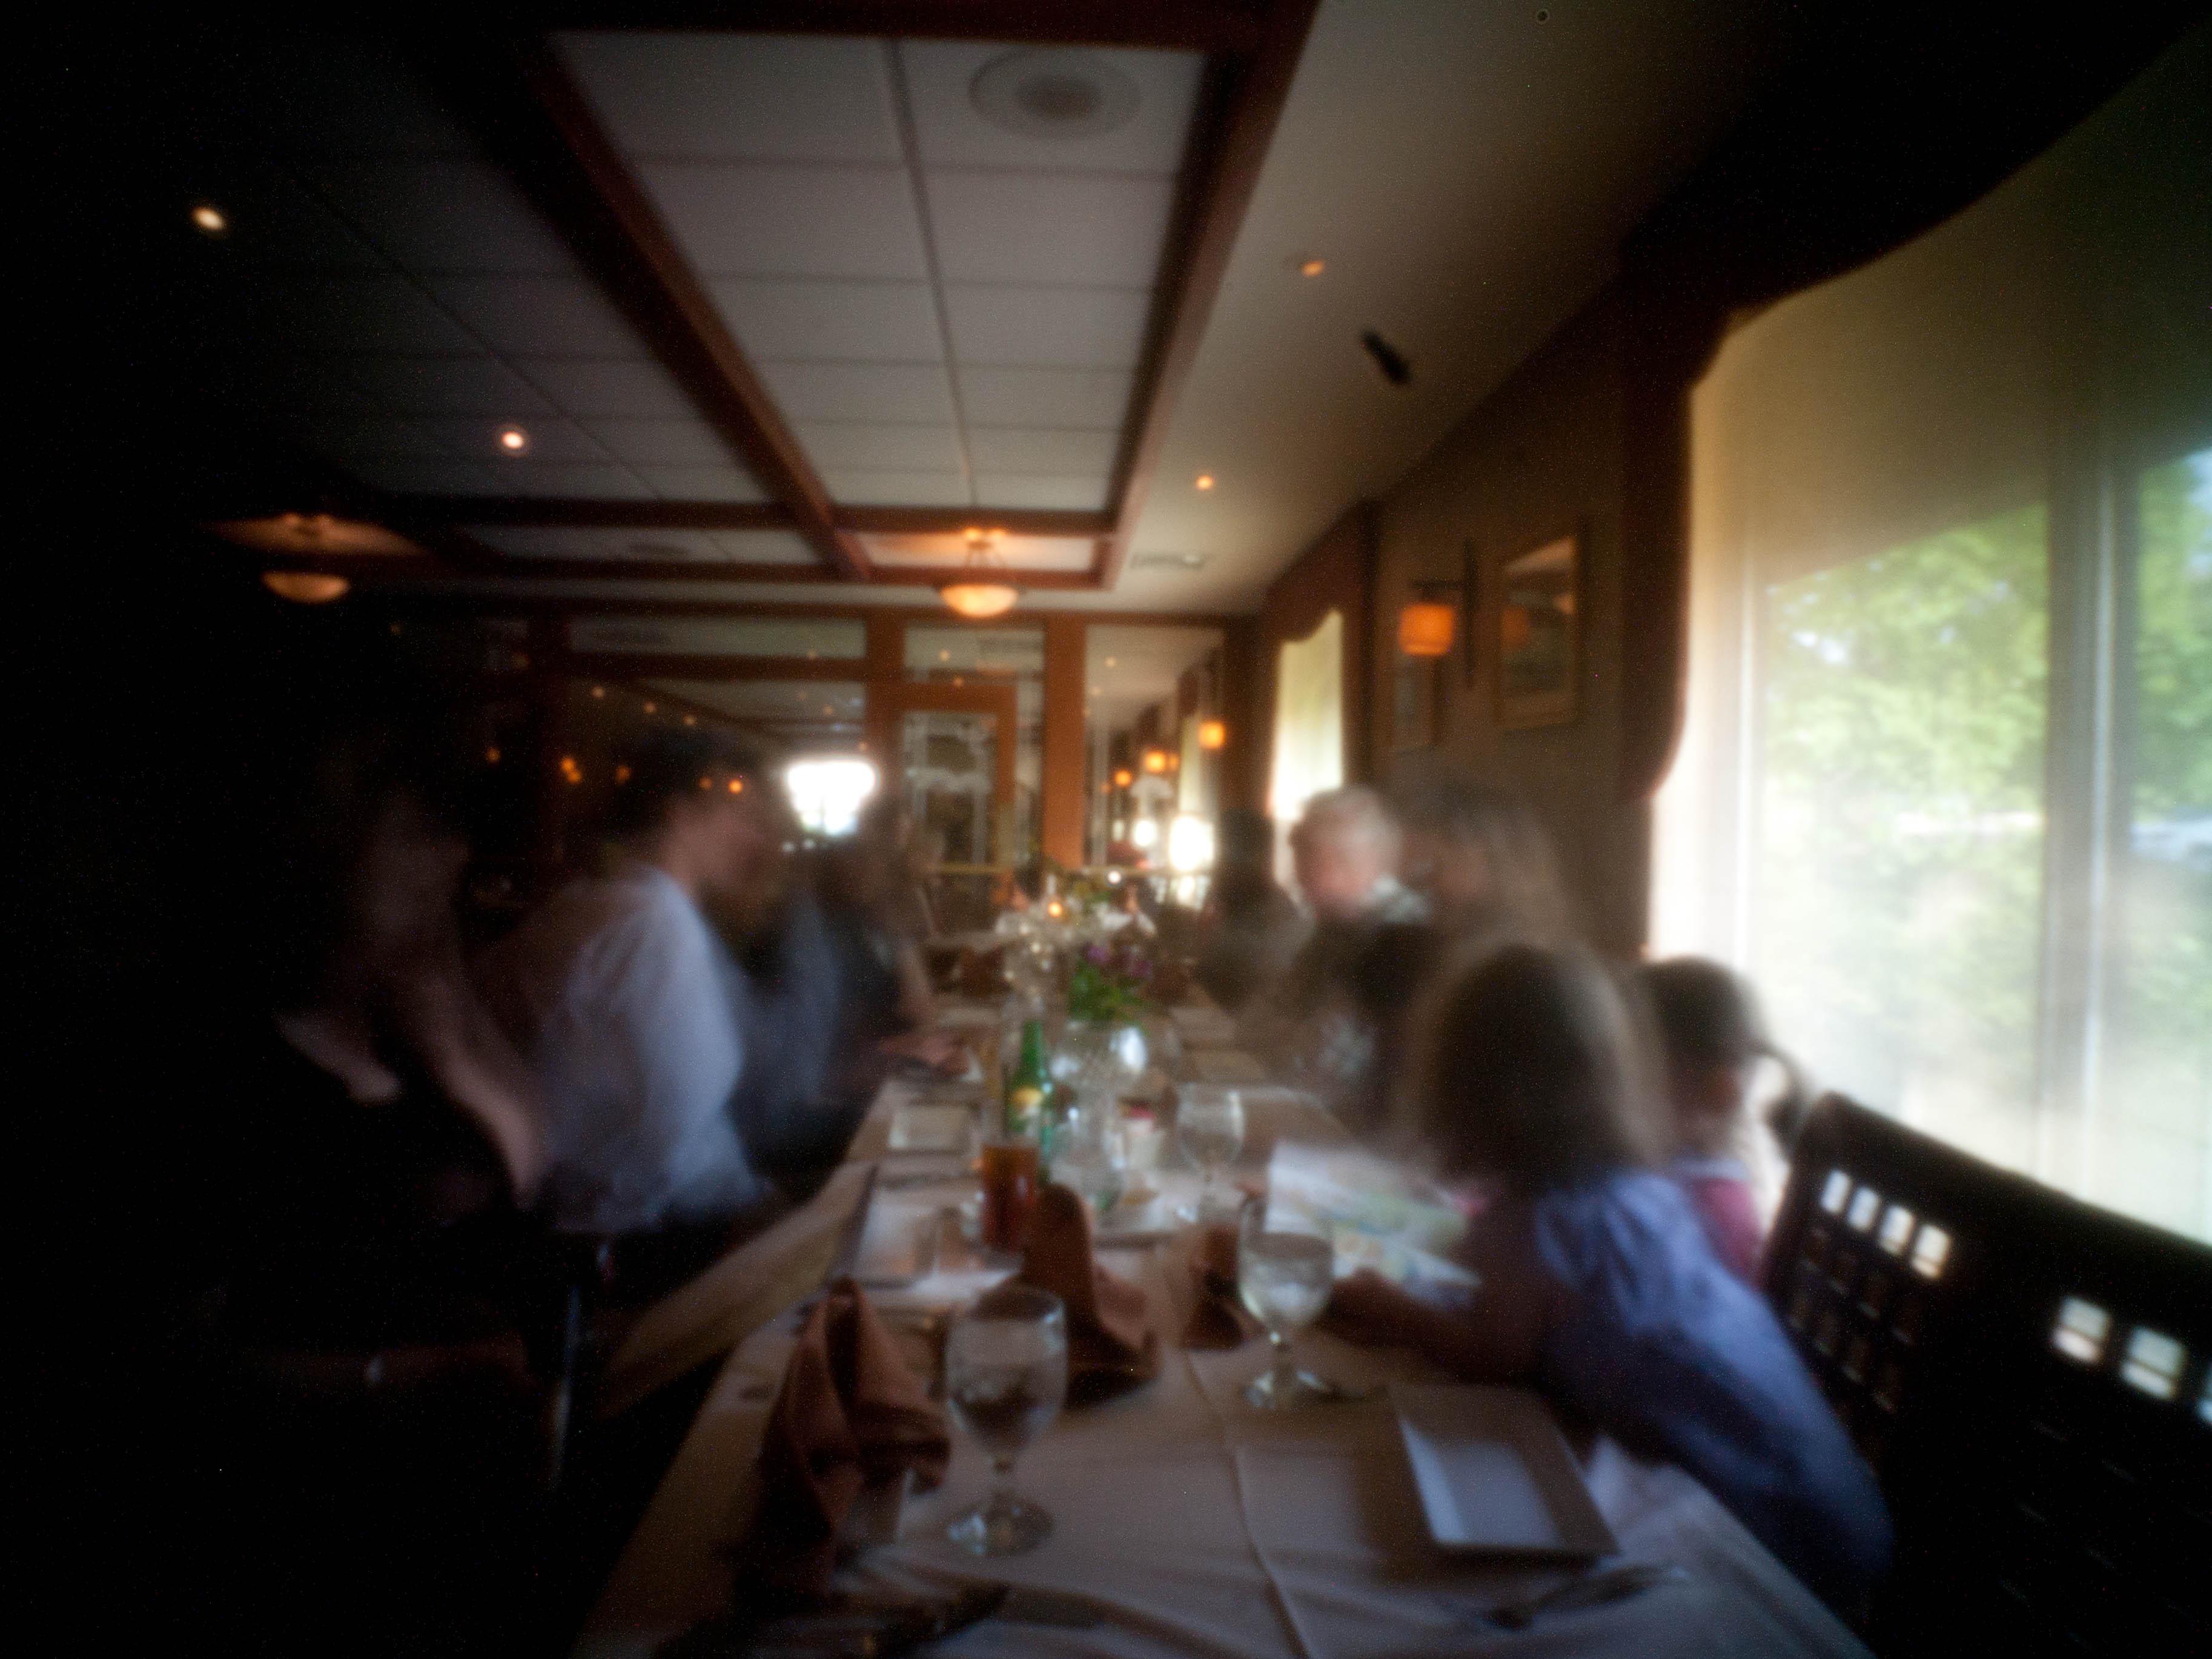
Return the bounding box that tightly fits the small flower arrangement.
[1065,936,1156,1024]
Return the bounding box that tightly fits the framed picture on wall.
[1392,654,1438,750]
[1495,530,1580,729]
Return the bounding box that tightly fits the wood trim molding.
[405,35,870,581]
[530,4,1270,54]
[565,654,870,683]
[1039,616,1088,866]
[368,587,1242,630]
[1098,0,1319,587]
[383,498,1114,539]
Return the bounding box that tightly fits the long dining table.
[575,1002,1873,1659]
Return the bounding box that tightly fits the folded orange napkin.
[750,1277,950,1595]
[988,1182,1159,1403]
[1181,1222,1259,1350]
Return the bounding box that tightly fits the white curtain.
[1269,610,1345,876]
[1655,24,2212,1242]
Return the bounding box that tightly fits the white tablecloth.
[577,1178,1870,1659]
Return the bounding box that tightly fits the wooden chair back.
[1763,1094,2211,1655]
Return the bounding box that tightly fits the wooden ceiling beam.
[371,589,1239,629]
[568,654,869,683]
[339,556,1102,589]
[1098,0,1319,587]
[526,4,1268,54]
[404,34,871,581]
[387,498,1113,539]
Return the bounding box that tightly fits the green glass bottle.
[1004,1018,1050,1142]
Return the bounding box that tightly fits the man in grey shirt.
[478,728,780,1237]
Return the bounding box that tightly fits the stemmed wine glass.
[1237,1199,1340,1409]
[943,1286,1068,1556]
[1176,1086,1245,1224]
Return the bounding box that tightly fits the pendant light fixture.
[938,527,1019,619]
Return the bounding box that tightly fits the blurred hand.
[1320,1270,1428,1349]
[878,1027,967,1075]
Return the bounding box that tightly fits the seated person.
[1326,944,1891,1615]
[1240,787,1426,1118]
[1638,957,1808,1283]
[477,727,779,1239]
[721,844,870,1190]
[815,793,958,1071]
[174,708,553,1652]
[1193,807,1308,1013]
[1391,773,1572,944]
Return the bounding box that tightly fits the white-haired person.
[1236,786,1427,1121]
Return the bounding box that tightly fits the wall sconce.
[1142,750,1169,775]
[1198,719,1227,750]
[1113,767,1134,789]
[1398,579,1461,658]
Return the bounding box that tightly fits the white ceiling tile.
[597,530,732,563]
[898,42,1204,175]
[973,473,1114,510]
[927,171,1173,286]
[755,361,956,425]
[944,285,1148,368]
[259,274,482,354]
[643,163,927,279]
[429,276,644,357]
[232,36,476,159]
[634,466,769,502]
[345,458,507,494]
[349,354,559,417]
[557,33,901,163]
[967,426,1118,472]
[300,416,452,460]
[716,531,821,566]
[796,423,965,472]
[473,526,612,559]
[958,366,1131,428]
[305,160,574,274]
[867,532,1093,572]
[711,279,942,362]
[201,355,381,414]
[581,418,733,468]
[515,357,695,419]
[820,470,974,507]
[482,462,656,499]
[422,415,613,464]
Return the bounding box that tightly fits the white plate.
[888,1103,975,1153]
[1389,1383,1618,1560]
[854,1207,941,1288]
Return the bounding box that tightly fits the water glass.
[1237,1202,1339,1409]
[944,1286,1068,1556]
[1176,1086,1245,1222]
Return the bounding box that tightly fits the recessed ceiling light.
[1194,474,1215,491]
[191,203,228,237]
[1299,257,1325,277]
[972,49,1139,139]
[496,425,531,455]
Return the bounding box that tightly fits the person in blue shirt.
[478,727,781,1240]
[1326,942,1892,1616]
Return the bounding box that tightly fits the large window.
[1754,505,2050,1167]
[1655,27,2211,1242]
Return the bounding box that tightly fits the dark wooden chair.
[1764,1094,2212,1655]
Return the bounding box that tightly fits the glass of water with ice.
[944,1286,1068,1555]
[1237,1201,1340,1409]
